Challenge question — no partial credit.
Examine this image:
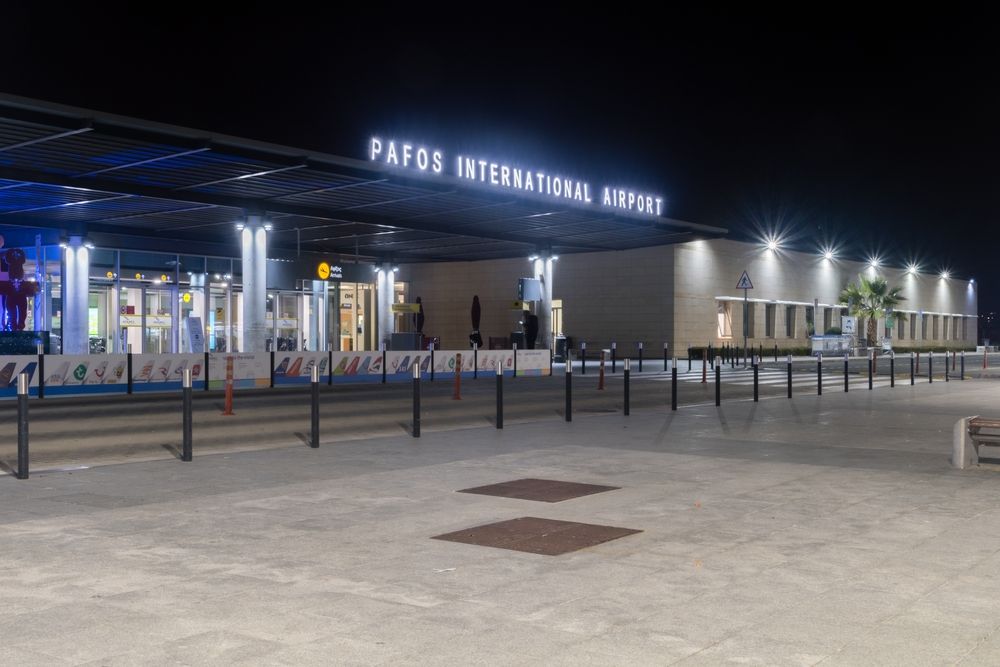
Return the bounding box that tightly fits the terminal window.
[717,301,732,338]
[785,306,795,338]
[765,304,774,337]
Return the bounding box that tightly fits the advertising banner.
[208,353,270,389]
[131,354,205,390]
[273,352,330,385]
[0,355,40,397]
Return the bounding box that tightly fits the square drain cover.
[457,478,619,503]
[432,517,641,556]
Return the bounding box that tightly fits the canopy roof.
[0,93,726,262]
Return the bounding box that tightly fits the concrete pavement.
[0,378,999,665]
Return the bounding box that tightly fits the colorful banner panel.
[208,353,271,389]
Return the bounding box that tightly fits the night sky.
[2,7,996,315]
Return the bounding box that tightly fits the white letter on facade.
[417,148,428,170]
[433,151,442,173]
[370,138,382,160]
[513,169,522,188]
[574,182,582,200]
[603,187,611,205]
[403,144,412,167]
[490,163,499,184]
[501,165,510,186]
[479,161,487,181]
[656,198,663,215]
[387,142,398,165]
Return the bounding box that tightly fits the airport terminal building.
[0,94,977,360]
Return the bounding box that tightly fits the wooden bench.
[953,416,1000,468]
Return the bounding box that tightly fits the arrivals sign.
[369,138,663,217]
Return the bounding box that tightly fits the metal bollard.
[702,350,708,384]
[787,354,792,399]
[910,352,915,385]
[496,361,503,429]
[16,372,29,479]
[598,350,606,390]
[127,347,133,395]
[624,358,630,416]
[945,352,950,382]
[37,343,44,399]
[868,352,873,391]
[844,353,850,392]
[474,344,478,380]
[774,343,778,363]
[817,353,823,396]
[671,357,678,411]
[430,348,435,382]
[453,353,462,400]
[382,345,387,384]
[412,362,421,437]
[581,343,586,374]
[221,355,235,415]
[638,342,643,373]
[715,357,721,406]
[512,344,517,379]
[611,342,616,374]
[565,352,573,422]
[929,351,933,383]
[753,356,758,402]
[890,351,895,387]
[182,368,192,462]
[961,351,965,380]
[310,365,320,448]
[688,344,692,372]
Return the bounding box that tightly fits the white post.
[241,216,268,352]
[376,261,394,350]
[62,235,90,354]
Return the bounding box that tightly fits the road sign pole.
[743,287,748,369]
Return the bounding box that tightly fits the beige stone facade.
[397,238,978,353]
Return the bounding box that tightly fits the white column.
[376,261,394,350]
[62,235,90,354]
[536,257,554,349]
[241,216,268,352]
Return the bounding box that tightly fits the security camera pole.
[736,271,754,369]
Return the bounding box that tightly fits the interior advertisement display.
[130,354,205,392]
[329,352,383,380]
[208,353,270,390]
[273,353,330,385]
[513,350,552,376]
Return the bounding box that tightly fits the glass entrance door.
[145,288,174,353]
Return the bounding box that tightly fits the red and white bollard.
[598,350,606,390]
[221,355,235,415]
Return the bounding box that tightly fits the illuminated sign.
[317,262,343,280]
[369,137,662,216]
[369,139,442,173]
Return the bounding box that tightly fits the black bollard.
[639,342,643,373]
[412,362,421,437]
[787,354,793,399]
[753,357,758,402]
[382,347,387,384]
[929,351,933,384]
[565,352,573,422]
[182,368,192,462]
[844,353,849,392]
[671,358,678,411]
[430,348,435,382]
[891,352,895,387]
[512,344,517,379]
[127,348,133,395]
[16,372,29,479]
[37,344,44,399]
[688,344,692,372]
[612,343,616,374]
[774,343,778,363]
[624,358,630,416]
[310,365,320,448]
[715,358,721,407]
[474,345,478,380]
[496,361,503,429]
[910,352,915,385]
[868,352,873,390]
[961,351,965,380]
[581,343,586,375]
[817,353,823,396]
[709,343,713,369]
[945,353,950,382]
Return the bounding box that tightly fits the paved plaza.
[1,379,999,665]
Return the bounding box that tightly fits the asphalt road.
[1,354,994,471]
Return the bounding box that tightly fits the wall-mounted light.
[528,254,539,261]
[391,263,399,273]
[551,255,559,260]
[970,278,975,284]
[82,237,95,249]
[906,265,918,275]
[236,222,245,232]
[58,237,69,248]
[263,223,273,232]
[373,265,381,274]
[869,257,880,268]
[822,249,835,260]
[764,236,779,252]
[941,271,950,279]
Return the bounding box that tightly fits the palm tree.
[840,275,907,347]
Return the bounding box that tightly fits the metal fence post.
[624,358,630,416]
[496,361,503,429]
[817,353,823,396]
[715,357,721,406]
[311,365,320,448]
[412,361,421,438]
[565,351,573,422]
[182,368,192,462]
[16,372,29,479]
[787,354,792,399]
[671,357,678,411]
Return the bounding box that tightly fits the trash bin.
[555,335,571,363]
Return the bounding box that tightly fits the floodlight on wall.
[263,223,273,232]
[236,223,245,231]
[58,236,69,248]
[391,263,399,273]
[869,257,881,268]
[373,265,381,274]
[906,264,918,275]
[822,248,835,260]
[551,255,559,260]
[82,237,95,249]
[528,254,539,261]
[941,270,950,279]
[765,236,779,252]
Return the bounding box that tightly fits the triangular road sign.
[736,271,754,290]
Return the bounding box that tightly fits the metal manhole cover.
[432,517,642,556]
[457,478,620,503]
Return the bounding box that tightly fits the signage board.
[391,303,421,313]
[510,300,525,310]
[735,271,754,290]
[842,316,858,335]
[186,317,205,353]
